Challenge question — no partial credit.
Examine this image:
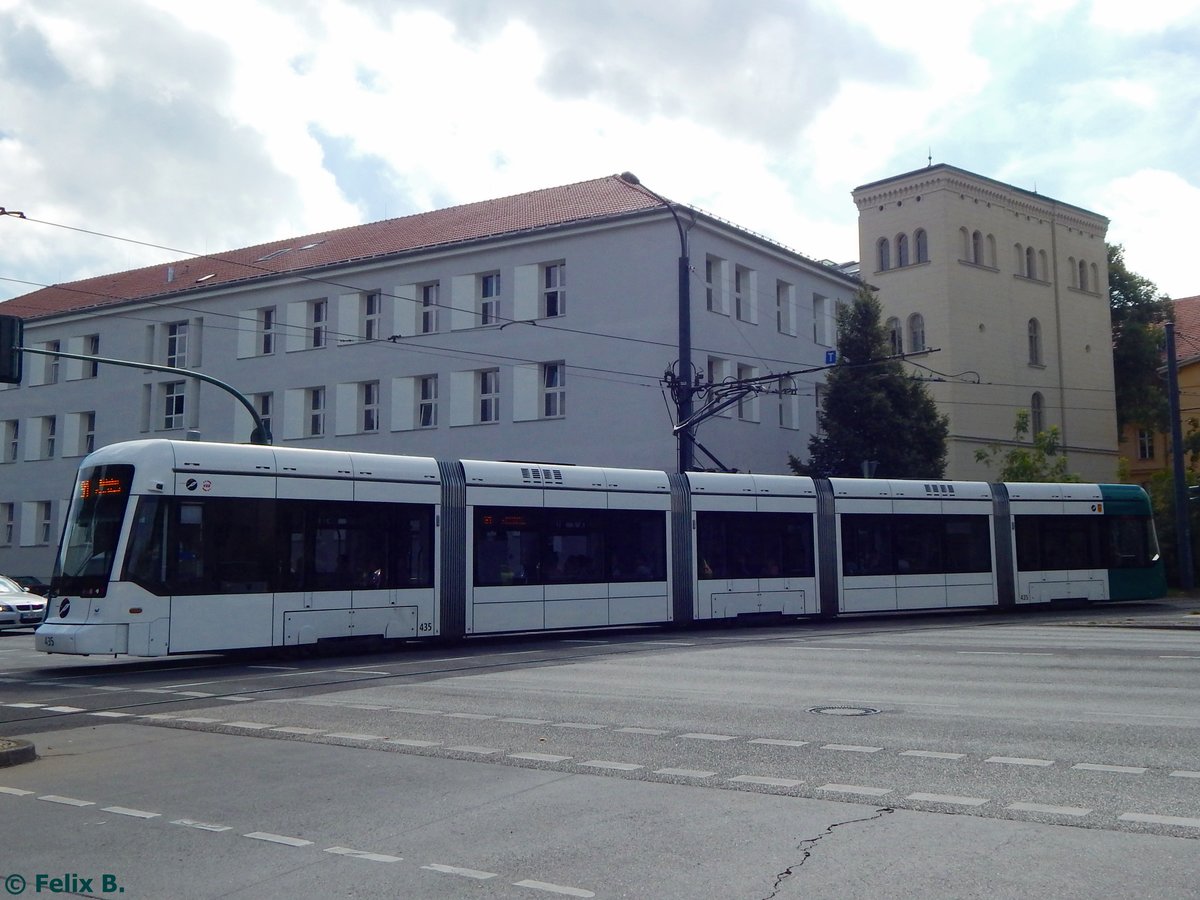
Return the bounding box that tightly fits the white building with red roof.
[0,174,858,577]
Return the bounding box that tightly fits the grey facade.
[0,175,859,579]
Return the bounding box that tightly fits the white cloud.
[1100,169,1200,299]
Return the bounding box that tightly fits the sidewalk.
[1060,596,1200,630]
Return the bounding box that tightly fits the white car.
[0,574,46,630]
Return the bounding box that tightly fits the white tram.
[35,440,1166,657]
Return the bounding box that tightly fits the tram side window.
[1015,515,1104,571]
[168,498,276,595]
[894,515,944,574]
[609,510,667,582]
[943,516,993,573]
[276,500,434,592]
[475,509,541,586]
[1107,515,1157,569]
[124,497,167,592]
[840,515,891,576]
[544,508,605,583]
[697,511,815,579]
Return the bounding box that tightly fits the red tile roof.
[2,174,665,320]
[1173,295,1200,363]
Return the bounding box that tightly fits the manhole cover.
[808,705,881,716]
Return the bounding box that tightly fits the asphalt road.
[1,601,1197,898]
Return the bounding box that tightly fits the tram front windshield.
[52,464,134,598]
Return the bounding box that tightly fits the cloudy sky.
[1,0,1198,306]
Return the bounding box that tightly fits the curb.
[0,738,36,767]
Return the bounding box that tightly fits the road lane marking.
[171,819,232,832]
[817,784,892,797]
[822,744,883,753]
[422,864,496,879]
[986,756,1055,767]
[655,768,716,778]
[42,706,85,713]
[224,721,274,730]
[680,733,738,741]
[325,733,385,741]
[1119,813,1200,828]
[87,711,133,718]
[447,746,502,754]
[1072,763,1147,774]
[1169,770,1200,778]
[554,722,605,730]
[103,806,160,819]
[750,739,809,747]
[730,775,803,788]
[38,795,94,807]
[245,832,313,847]
[500,718,550,725]
[444,713,495,720]
[907,793,989,806]
[1006,802,1091,816]
[616,727,668,735]
[580,760,643,771]
[512,879,595,897]
[509,752,571,763]
[385,738,440,748]
[272,726,323,735]
[0,787,34,796]
[325,846,402,863]
[900,750,966,760]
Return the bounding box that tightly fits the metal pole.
[620,172,694,472]
[1165,322,1193,588]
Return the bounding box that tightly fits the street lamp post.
[619,172,694,473]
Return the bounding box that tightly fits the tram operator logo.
[5,873,125,895]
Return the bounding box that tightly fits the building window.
[896,233,909,267]
[81,411,96,455]
[363,291,381,341]
[166,322,188,367]
[255,392,273,441]
[1078,260,1088,292]
[418,376,438,428]
[1031,392,1045,436]
[1025,246,1037,280]
[361,381,380,433]
[908,314,926,353]
[705,255,727,314]
[542,363,565,419]
[1028,318,1042,365]
[736,364,759,421]
[310,300,328,349]
[542,263,565,317]
[1137,429,1155,461]
[886,317,904,356]
[478,369,500,423]
[84,335,100,378]
[877,237,890,271]
[37,501,52,545]
[420,283,439,334]
[41,415,56,458]
[776,280,795,335]
[258,307,276,355]
[734,265,755,322]
[3,420,17,463]
[43,340,61,384]
[1,503,12,545]
[163,382,185,430]
[971,230,984,265]
[307,387,326,436]
[480,273,501,325]
[915,229,928,263]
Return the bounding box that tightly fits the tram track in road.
[0,611,1095,734]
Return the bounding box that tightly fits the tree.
[974,410,1080,482]
[1110,244,1172,433]
[791,288,948,478]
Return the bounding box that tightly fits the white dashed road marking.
[679,733,738,741]
[38,795,94,807]
[749,739,808,747]
[986,756,1055,767]
[730,776,803,788]
[1119,813,1200,828]
[580,760,643,771]
[907,793,989,807]
[513,879,596,897]
[1072,763,1147,774]
[822,744,883,753]
[509,752,572,763]
[654,768,716,778]
[103,806,160,819]
[324,846,402,863]
[900,750,966,760]
[422,864,497,879]
[1006,803,1091,817]
[171,819,232,832]
[245,832,313,847]
[817,784,892,797]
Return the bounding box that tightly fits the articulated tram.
[35,439,1167,657]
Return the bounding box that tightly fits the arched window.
[1025,246,1037,280]
[1090,262,1100,293]
[886,317,903,356]
[915,229,928,263]
[1038,250,1048,281]
[877,237,891,271]
[1031,392,1045,436]
[1014,243,1025,274]
[1028,318,1042,365]
[908,313,926,353]
[896,233,909,267]
[1068,257,1078,288]
[1078,260,1088,292]
[987,234,997,267]
[959,227,970,260]
[971,230,984,265]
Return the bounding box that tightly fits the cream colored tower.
[853,164,1117,482]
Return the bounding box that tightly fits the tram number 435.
[418,622,433,632]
